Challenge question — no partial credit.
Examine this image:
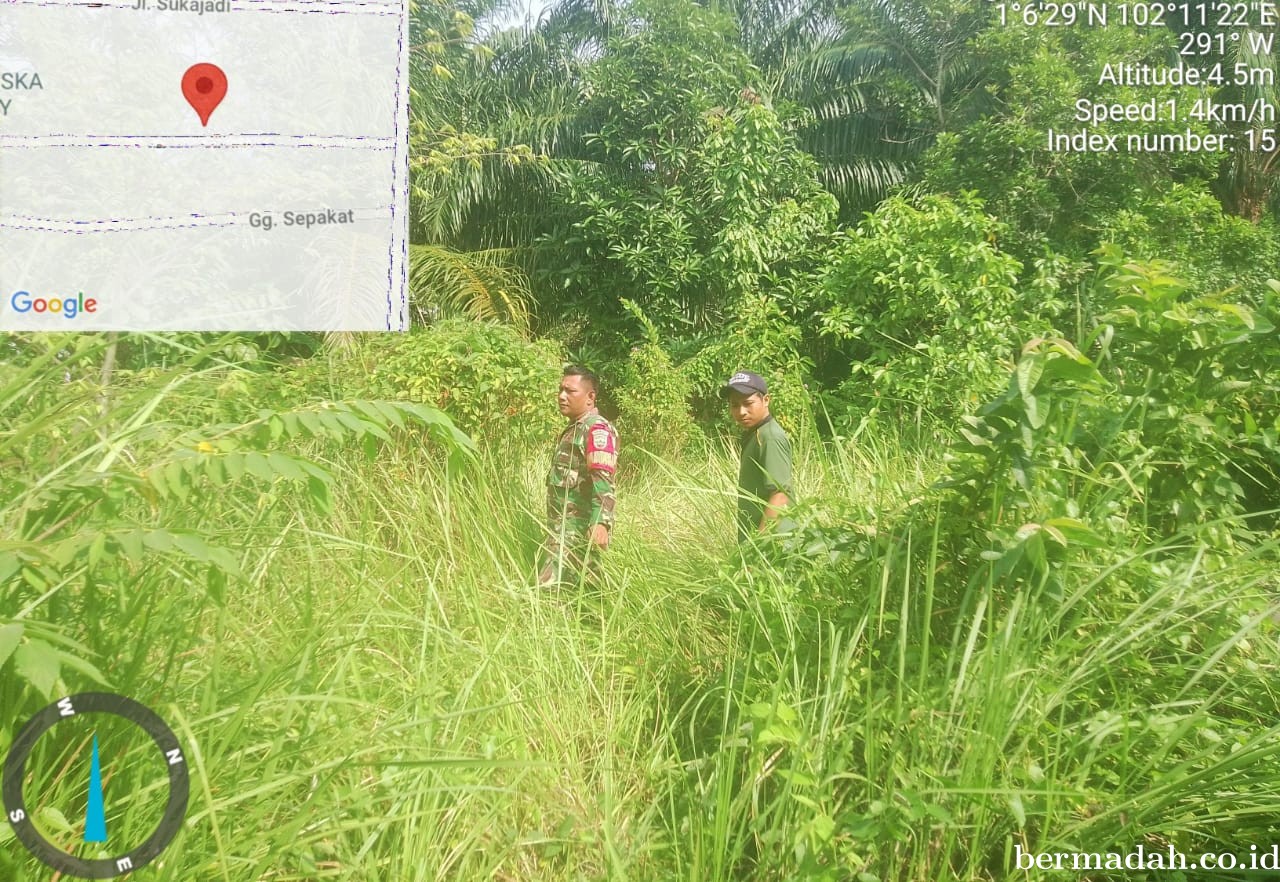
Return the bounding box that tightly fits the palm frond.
[408,244,534,329]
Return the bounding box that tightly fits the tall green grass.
[3,342,1280,881]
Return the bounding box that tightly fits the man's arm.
[585,424,618,547]
[756,426,792,531]
[758,490,790,531]
[586,470,615,547]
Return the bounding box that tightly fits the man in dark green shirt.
[723,370,793,542]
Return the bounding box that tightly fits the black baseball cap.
[722,370,768,397]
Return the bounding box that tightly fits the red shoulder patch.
[585,422,618,472]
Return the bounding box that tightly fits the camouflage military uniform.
[539,410,619,585]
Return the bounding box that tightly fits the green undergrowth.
[3,308,1280,881]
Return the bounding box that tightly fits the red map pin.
[181,63,227,126]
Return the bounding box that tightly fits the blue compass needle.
[84,734,107,843]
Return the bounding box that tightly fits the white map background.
[0,0,409,330]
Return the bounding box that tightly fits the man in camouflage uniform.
[538,366,619,585]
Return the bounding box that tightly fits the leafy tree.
[539,0,837,345]
[923,21,1219,260]
[832,0,992,133]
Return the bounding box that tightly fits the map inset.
[0,0,410,331]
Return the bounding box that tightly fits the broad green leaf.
[48,535,85,568]
[14,639,61,698]
[307,476,333,513]
[353,401,387,426]
[224,453,246,480]
[22,567,48,591]
[208,547,243,578]
[1023,393,1044,429]
[370,401,406,428]
[298,411,325,436]
[37,807,73,835]
[0,552,21,584]
[777,769,816,788]
[117,530,144,563]
[298,460,331,481]
[206,567,227,606]
[1043,517,1106,548]
[1023,532,1047,572]
[810,812,835,843]
[790,793,819,810]
[88,532,108,569]
[1016,354,1044,399]
[148,467,170,498]
[143,530,175,553]
[0,623,24,669]
[266,453,307,481]
[243,453,275,481]
[164,461,189,501]
[347,411,391,440]
[172,533,212,562]
[317,412,344,437]
[54,649,109,686]
[1203,300,1255,329]
[759,722,801,745]
[204,455,226,486]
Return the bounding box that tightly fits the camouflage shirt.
[547,410,618,531]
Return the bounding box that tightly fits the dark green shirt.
[737,415,793,540]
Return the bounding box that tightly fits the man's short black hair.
[563,364,599,393]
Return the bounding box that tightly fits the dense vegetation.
[5,0,1280,879]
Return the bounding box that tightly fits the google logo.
[9,290,98,319]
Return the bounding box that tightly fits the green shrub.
[920,23,1219,262]
[322,321,565,449]
[612,303,694,459]
[817,192,1063,426]
[944,247,1280,556]
[1088,249,1280,543]
[1096,183,1280,299]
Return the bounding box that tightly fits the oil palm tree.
[407,0,543,324]
[1210,22,1280,221]
[413,0,995,262]
[708,0,994,212]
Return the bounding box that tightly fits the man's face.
[558,373,595,420]
[728,390,769,430]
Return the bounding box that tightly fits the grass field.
[4,337,1280,881]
